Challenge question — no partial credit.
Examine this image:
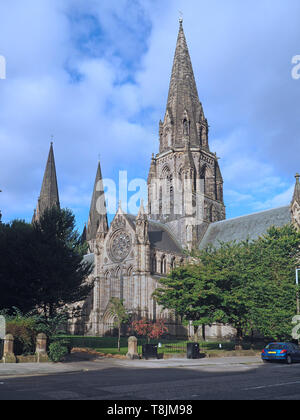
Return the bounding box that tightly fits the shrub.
[6,318,37,356]
[49,336,72,354]
[48,342,69,363]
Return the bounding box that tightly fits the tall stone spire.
[148,19,226,249]
[159,19,208,153]
[33,142,60,223]
[86,161,108,243]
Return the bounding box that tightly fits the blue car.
[261,342,300,364]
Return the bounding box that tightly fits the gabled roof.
[199,206,291,249]
[125,214,183,254]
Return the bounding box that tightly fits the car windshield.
[266,344,286,350]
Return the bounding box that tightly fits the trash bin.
[142,344,158,359]
[187,342,200,359]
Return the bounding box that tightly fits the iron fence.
[0,339,3,360]
[137,340,192,356]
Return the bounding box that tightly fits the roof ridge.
[210,205,290,226]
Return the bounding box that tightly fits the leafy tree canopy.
[154,224,300,342]
[0,207,93,317]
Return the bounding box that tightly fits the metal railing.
[0,339,3,360]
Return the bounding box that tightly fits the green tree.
[155,241,256,345]
[31,207,94,318]
[154,224,300,344]
[248,224,300,340]
[108,298,129,352]
[202,241,258,347]
[153,263,224,340]
[0,208,93,317]
[0,220,38,312]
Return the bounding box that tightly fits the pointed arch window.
[183,118,189,136]
[161,255,167,275]
[151,253,157,274]
[200,165,206,195]
[127,266,134,307]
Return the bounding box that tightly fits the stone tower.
[147,20,226,250]
[32,142,60,223]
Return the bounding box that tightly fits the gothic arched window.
[183,118,189,136]
[151,253,157,274]
[161,255,167,274]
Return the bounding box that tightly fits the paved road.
[1,357,300,400]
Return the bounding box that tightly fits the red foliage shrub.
[131,318,168,343]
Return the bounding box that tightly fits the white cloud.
[253,184,294,212]
[0,0,299,229]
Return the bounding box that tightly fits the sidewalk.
[0,356,263,378]
[117,356,263,371]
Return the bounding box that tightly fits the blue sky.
[0,0,300,232]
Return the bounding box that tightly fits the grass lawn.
[57,335,262,357]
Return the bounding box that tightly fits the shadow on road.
[1,358,300,400]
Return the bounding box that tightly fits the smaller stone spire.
[291,173,300,231]
[86,161,108,242]
[137,199,147,219]
[292,173,300,204]
[33,142,60,223]
[136,199,149,245]
[147,154,157,184]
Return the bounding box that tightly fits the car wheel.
[286,355,293,365]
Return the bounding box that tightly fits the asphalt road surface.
[1,358,300,400]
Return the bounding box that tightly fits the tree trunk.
[235,327,243,350]
[202,324,206,342]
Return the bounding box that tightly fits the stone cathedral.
[33,21,300,339]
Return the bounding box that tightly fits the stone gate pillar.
[126,336,139,360]
[3,334,16,363]
[36,333,49,362]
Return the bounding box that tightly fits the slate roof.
[199,206,291,249]
[83,253,95,266]
[125,214,183,254]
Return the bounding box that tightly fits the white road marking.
[244,380,300,391]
